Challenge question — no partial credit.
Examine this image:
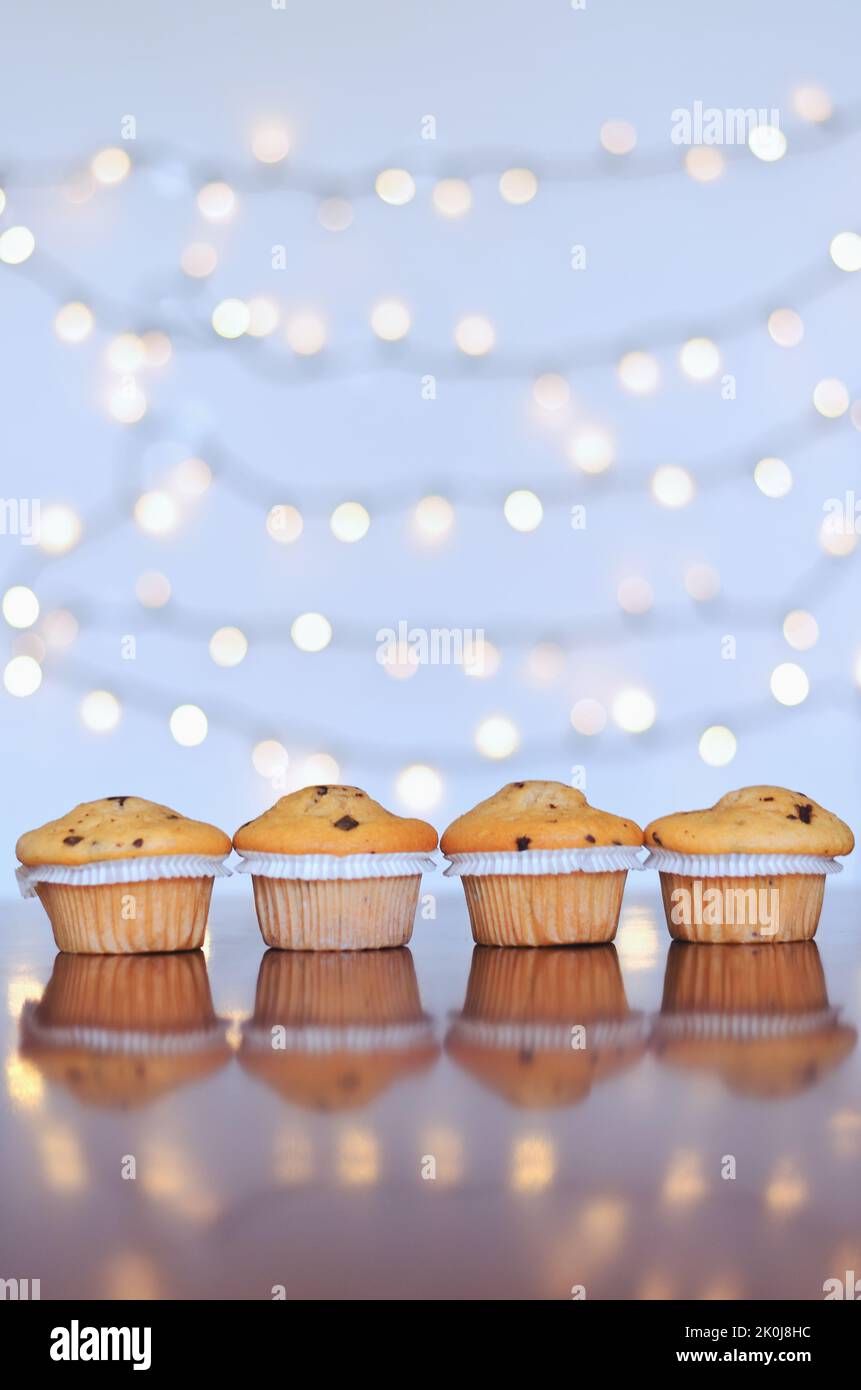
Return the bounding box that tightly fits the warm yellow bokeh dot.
[91,147,131,185]
[783,610,819,651]
[570,699,607,736]
[245,297,280,337]
[684,147,724,182]
[38,504,82,554]
[212,298,250,339]
[503,489,543,532]
[684,563,721,601]
[454,314,495,356]
[600,120,637,155]
[135,571,172,607]
[285,312,326,355]
[170,704,208,746]
[568,426,615,474]
[318,197,354,232]
[80,690,121,733]
[813,377,849,418]
[0,225,35,264]
[375,168,415,206]
[330,502,370,543]
[169,457,211,499]
[180,241,218,278]
[209,626,248,667]
[54,302,94,344]
[754,456,792,498]
[291,612,332,652]
[266,504,304,544]
[679,337,721,380]
[748,125,786,161]
[432,178,472,218]
[4,655,42,697]
[197,181,236,221]
[252,740,289,778]
[618,350,660,395]
[830,231,861,272]
[819,518,857,557]
[652,464,695,508]
[793,85,833,123]
[770,662,809,706]
[251,122,290,163]
[612,688,656,733]
[475,715,519,759]
[617,576,654,613]
[532,373,570,410]
[395,764,443,813]
[698,725,736,766]
[2,586,39,629]
[499,168,538,204]
[370,299,411,341]
[134,490,179,536]
[413,495,454,544]
[767,307,804,347]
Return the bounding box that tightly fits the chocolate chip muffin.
[16,797,232,954]
[233,786,438,950]
[440,781,644,946]
[643,786,854,944]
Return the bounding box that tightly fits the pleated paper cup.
[234,851,438,951]
[446,945,649,1106]
[239,947,438,1107]
[19,950,231,1107]
[643,850,842,945]
[652,941,857,1098]
[443,846,645,947]
[16,854,232,955]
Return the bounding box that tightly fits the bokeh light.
[475,714,519,759]
[169,704,208,746]
[291,612,332,652]
[330,501,370,542]
[396,763,443,812]
[80,690,121,733]
[503,489,543,532]
[612,688,656,733]
[2,586,39,629]
[770,662,810,706]
[698,725,737,766]
[209,626,248,667]
[454,314,495,356]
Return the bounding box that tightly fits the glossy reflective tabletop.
[3,889,860,1301]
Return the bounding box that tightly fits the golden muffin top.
[440,781,643,854]
[644,786,854,857]
[16,797,232,867]
[233,786,438,856]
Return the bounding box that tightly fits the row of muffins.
[15,781,854,954]
[20,943,855,1110]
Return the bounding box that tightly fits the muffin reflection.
[445,945,648,1108]
[239,948,438,1109]
[653,942,857,1098]
[19,950,231,1107]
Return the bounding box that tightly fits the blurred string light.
[3,118,861,770]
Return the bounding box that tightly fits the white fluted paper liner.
[16,854,232,899]
[642,849,842,878]
[234,851,438,881]
[653,1008,840,1042]
[20,1003,230,1054]
[448,1014,650,1051]
[241,1018,435,1054]
[443,846,646,877]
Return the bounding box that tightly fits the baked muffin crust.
[16,797,231,867]
[234,785,438,856]
[440,781,642,854]
[644,785,854,857]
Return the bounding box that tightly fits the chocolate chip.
[513,781,524,788]
[166,814,179,820]
[132,838,144,848]
[762,796,774,802]
[612,840,621,846]
[334,815,359,831]
[316,786,328,795]
[107,797,129,806]
[786,814,798,820]
[516,835,531,851]
[518,1048,534,1065]
[63,835,83,845]
[585,834,596,843]
[795,803,813,824]
[652,833,663,846]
